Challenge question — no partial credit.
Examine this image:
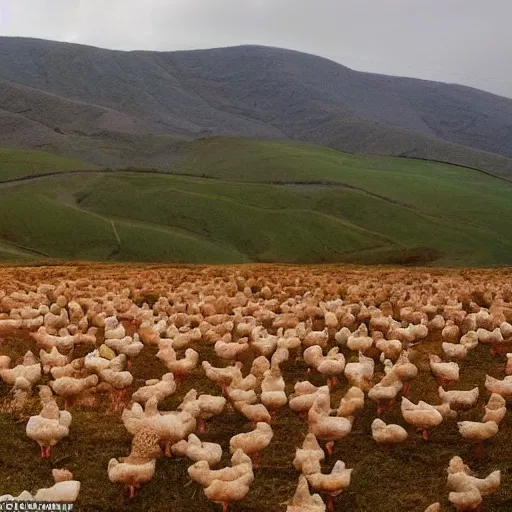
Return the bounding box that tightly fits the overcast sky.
[1,0,511,98]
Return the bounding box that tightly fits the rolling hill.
[1,139,512,266]
[1,38,512,178]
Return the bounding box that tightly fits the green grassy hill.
[1,139,512,266]
[0,147,94,181]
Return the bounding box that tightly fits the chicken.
[293,433,325,475]
[448,471,501,498]
[260,366,287,418]
[0,491,34,501]
[171,433,222,466]
[236,319,256,338]
[251,327,278,356]
[40,346,71,374]
[442,321,460,343]
[347,325,373,352]
[156,345,199,385]
[303,328,329,349]
[99,365,133,389]
[457,420,498,458]
[387,324,416,345]
[478,327,504,346]
[250,356,271,382]
[0,318,23,331]
[289,383,329,418]
[202,361,243,390]
[501,322,512,342]
[369,314,391,335]
[122,396,196,456]
[460,331,479,351]
[50,374,98,408]
[229,422,273,467]
[0,351,42,391]
[303,346,345,388]
[430,401,458,420]
[84,348,112,373]
[447,456,500,511]
[105,334,144,360]
[438,386,479,410]
[324,311,339,330]
[484,374,512,397]
[376,338,403,361]
[131,373,176,404]
[34,469,80,503]
[215,337,250,360]
[448,484,482,512]
[336,386,365,418]
[334,327,351,347]
[138,325,161,345]
[177,389,227,432]
[306,460,352,512]
[108,427,161,498]
[31,327,75,353]
[188,448,253,488]
[226,385,257,405]
[505,353,512,376]
[44,306,69,331]
[104,316,126,340]
[401,397,443,440]
[49,355,84,378]
[169,328,203,349]
[371,419,408,447]
[442,342,468,360]
[286,475,326,512]
[461,313,478,334]
[235,401,271,425]
[0,355,10,370]
[429,355,459,386]
[303,345,326,369]
[293,381,320,396]
[482,393,507,424]
[26,399,72,458]
[271,347,290,368]
[392,350,418,395]
[277,330,302,351]
[308,394,353,455]
[230,371,257,392]
[189,447,254,510]
[344,352,374,391]
[368,372,403,415]
[204,472,253,512]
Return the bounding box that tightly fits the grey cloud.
[1,0,511,98]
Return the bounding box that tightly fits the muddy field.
[1,263,512,512]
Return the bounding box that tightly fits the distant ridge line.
[394,155,512,183]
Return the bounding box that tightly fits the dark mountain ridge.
[1,37,512,177]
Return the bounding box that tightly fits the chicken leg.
[327,494,335,512]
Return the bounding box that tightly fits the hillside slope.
[160,46,512,159]
[1,38,512,178]
[1,140,511,266]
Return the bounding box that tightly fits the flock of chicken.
[0,265,511,511]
